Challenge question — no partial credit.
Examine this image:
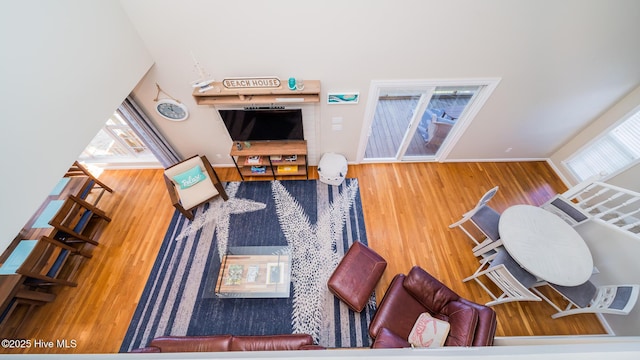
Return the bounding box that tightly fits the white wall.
[0,0,153,251]
[549,84,640,189]
[120,0,640,165]
[609,166,640,193]
[547,83,640,336]
[575,221,640,335]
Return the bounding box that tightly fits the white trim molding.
[356,78,501,163]
[444,157,548,163]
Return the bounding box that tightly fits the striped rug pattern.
[120,179,374,352]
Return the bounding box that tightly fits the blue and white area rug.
[120,179,374,352]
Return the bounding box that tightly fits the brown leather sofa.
[130,334,324,353]
[369,266,497,348]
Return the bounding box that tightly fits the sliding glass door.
[359,79,498,162]
[363,90,425,159]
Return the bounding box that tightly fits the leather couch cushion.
[149,335,233,352]
[230,334,314,351]
[372,328,411,349]
[440,301,478,347]
[368,274,429,339]
[459,299,497,346]
[403,266,460,313]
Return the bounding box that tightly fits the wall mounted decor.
[222,77,281,89]
[153,83,189,121]
[193,80,321,105]
[327,92,359,104]
[190,52,215,93]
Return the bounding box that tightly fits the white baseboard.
[494,334,637,346]
[351,158,550,165]
[91,162,164,170]
[443,157,549,163]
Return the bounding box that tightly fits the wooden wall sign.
[222,77,281,89]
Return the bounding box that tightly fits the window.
[79,112,158,166]
[564,107,640,181]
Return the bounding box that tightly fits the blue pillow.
[173,166,206,189]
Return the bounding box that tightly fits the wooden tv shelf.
[193,80,320,105]
[229,140,308,180]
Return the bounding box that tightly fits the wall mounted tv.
[219,109,304,141]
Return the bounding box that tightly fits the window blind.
[564,109,640,181]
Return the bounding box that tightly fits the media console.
[193,80,318,180]
[229,140,308,180]
[193,80,320,105]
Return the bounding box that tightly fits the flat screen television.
[219,109,304,141]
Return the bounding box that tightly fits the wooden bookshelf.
[229,140,308,180]
[193,80,320,105]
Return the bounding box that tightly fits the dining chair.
[0,297,50,337]
[164,155,228,220]
[16,235,92,288]
[463,249,541,306]
[531,281,640,319]
[540,195,590,227]
[65,161,113,206]
[48,195,112,246]
[449,186,502,257]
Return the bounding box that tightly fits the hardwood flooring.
[3,162,605,354]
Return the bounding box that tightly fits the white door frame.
[395,91,433,160]
[356,78,501,163]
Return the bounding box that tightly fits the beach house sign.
[222,77,281,89]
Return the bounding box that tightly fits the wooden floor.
[3,162,605,354]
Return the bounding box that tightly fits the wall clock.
[155,98,189,121]
[153,83,189,121]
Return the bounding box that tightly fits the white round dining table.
[498,204,593,287]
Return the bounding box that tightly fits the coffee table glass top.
[214,246,291,298]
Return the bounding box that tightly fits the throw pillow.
[172,166,206,189]
[407,312,450,348]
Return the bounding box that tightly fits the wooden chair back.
[0,297,50,338]
[49,195,111,246]
[65,161,113,206]
[163,155,228,220]
[16,236,91,287]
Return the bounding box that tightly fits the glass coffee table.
[214,246,291,298]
